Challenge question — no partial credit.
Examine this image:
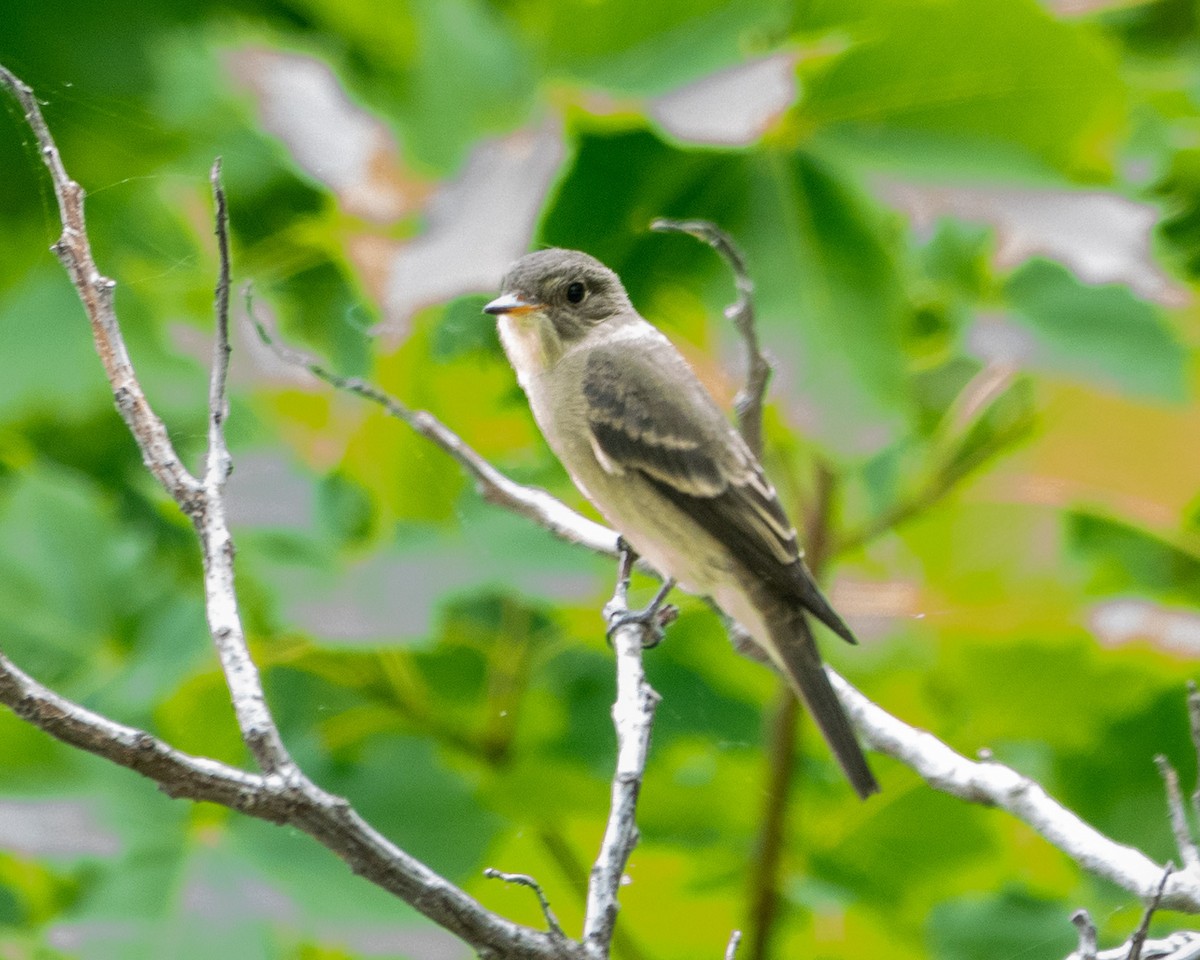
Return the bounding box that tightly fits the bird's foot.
[605,578,678,649]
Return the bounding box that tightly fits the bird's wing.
[582,338,857,645]
[583,340,798,570]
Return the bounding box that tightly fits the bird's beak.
[483,293,540,316]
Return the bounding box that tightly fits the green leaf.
[1068,511,1200,601]
[509,0,791,95]
[316,470,376,548]
[0,269,108,418]
[1004,260,1188,400]
[929,889,1075,960]
[295,0,538,171]
[796,0,1123,176]
[798,0,1126,177]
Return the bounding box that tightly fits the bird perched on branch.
[484,248,878,799]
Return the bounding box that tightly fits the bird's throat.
[497,313,561,390]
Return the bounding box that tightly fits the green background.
[1,0,1199,957]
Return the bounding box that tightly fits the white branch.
[583,556,663,959]
[201,162,294,775]
[583,623,659,956]
[830,671,1200,909]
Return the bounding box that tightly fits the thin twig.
[724,930,743,960]
[1130,864,1175,960]
[582,563,663,959]
[1157,756,1199,871]
[204,164,294,775]
[537,829,651,960]
[835,360,1029,554]
[1070,909,1098,960]
[484,869,566,939]
[0,64,201,512]
[246,287,622,561]
[650,218,770,458]
[209,158,233,439]
[1069,932,1200,960]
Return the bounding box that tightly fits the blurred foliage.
[1,0,1199,958]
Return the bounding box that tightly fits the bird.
[483,247,878,799]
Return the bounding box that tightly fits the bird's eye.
[566,281,586,304]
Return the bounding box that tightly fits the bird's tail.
[765,602,879,800]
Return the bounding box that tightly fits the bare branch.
[246,290,621,560]
[651,218,770,458]
[201,167,294,775]
[1070,909,1098,960]
[0,65,202,512]
[1063,910,1200,960]
[484,869,567,940]
[1157,756,1199,871]
[7,64,1198,959]
[209,158,234,452]
[0,649,264,805]
[830,671,1200,910]
[582,564,663,959]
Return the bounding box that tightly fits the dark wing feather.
[583,342,856,644]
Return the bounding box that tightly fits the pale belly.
[570,449,776,658]
[558,435,731,597]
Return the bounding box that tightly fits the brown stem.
[650,218,770,459]
[744,690,801,960]
[744,464,836,959]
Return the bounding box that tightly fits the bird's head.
[483,248,633,346]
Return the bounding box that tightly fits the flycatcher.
[484,248,878,799]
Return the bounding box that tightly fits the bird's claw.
[606,601,679,649]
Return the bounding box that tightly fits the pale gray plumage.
[484,247,878,799]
